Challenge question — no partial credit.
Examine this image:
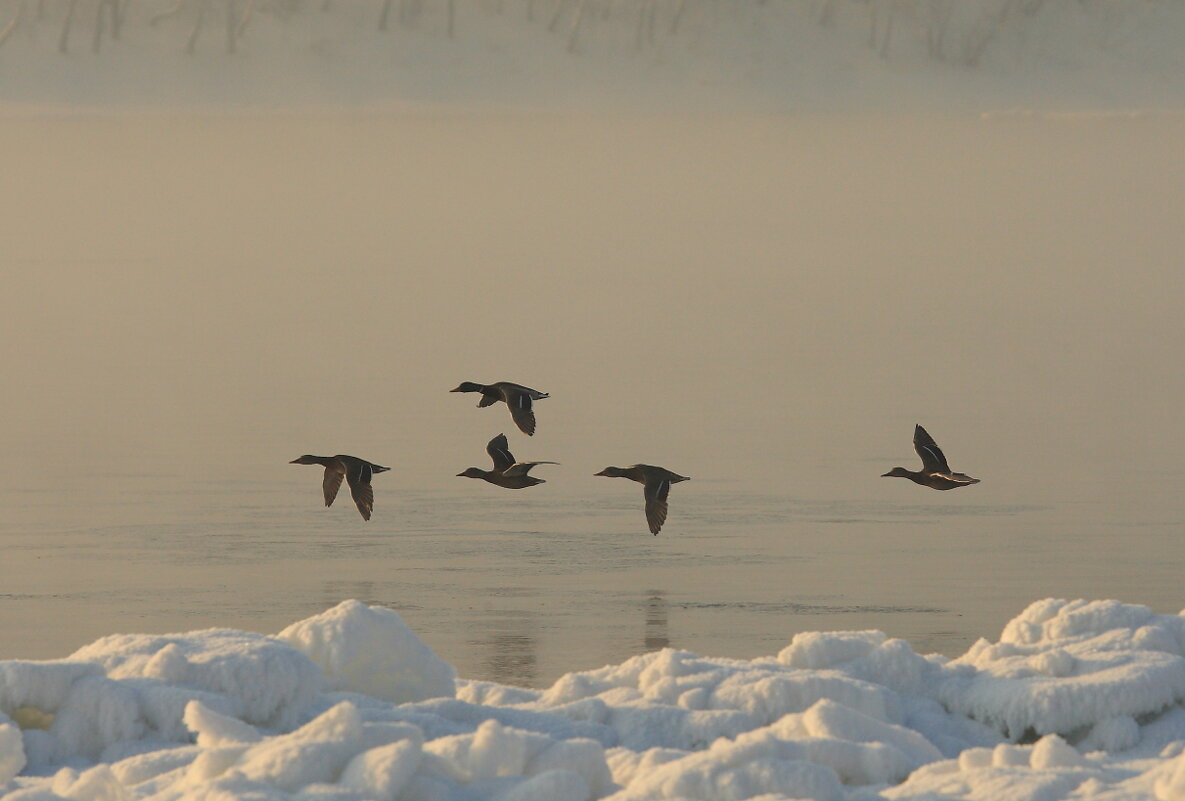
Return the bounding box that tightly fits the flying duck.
[595,464,690,535]
[289,454,390,520]
[457,433,558,489]
[450,381,549,436]
[882,424,980,490]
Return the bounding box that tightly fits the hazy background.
[2,1,1184,687]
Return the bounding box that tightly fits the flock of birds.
[290,380,980,535]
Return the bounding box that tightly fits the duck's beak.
[594,469,609,476]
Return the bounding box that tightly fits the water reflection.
[474,616,538,687]
[644,590,670,651]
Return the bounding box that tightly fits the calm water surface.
[2,112,1183,687]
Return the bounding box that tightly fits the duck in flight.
[595,464,690,535]
[457,434,558,489]
[289,454,390,520]
[450,381,549,436]
[882,424,980,490]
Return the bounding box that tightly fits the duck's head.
[595,467,626,478]
[882,467,911,478]
[289,455,320,465]
[457,467,487,479]
[450,382,483,393]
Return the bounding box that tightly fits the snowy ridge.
[6,599,1185,798]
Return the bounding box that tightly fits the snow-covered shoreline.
[6,597,1185,799]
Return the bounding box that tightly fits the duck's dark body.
[882,425,979,490]
[595,464,690,535]
[457,433,557,489]
[450,381,549,436]
[289,454,390,520]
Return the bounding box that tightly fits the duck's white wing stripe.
[941,472,978,484]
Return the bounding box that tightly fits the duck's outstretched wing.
[503,461,559,477]
[643,478,672,535]
[498,382,546,397]
[940,472,980,487]
[322,466,345,507]
[504,390,537,436]
[486,434,516,472]
[344,460,376,520]
[913,424,951,474]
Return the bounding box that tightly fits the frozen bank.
[5,598,1185,799]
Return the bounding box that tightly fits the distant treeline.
[0,0,1172,67]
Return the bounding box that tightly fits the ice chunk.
[51,764,128,801]
[605,746,686,789]
[1033,600,1154,642]
[1157,751,1185,801]
[186,744,251,783]
[796,699,942,769]
[46,676,144,763]
[993,743,1032,767]
[940,599,1185,738]
[712,669,899,726]
[183,700,262,748]
[458,681,542,708]
[526,738,612,797]
[0,712,26,785]
[129,681,239,743]
[278,600,456,704]
[339,739,421,801]
[359,721,424,751]
[779,633,932,696]
[607,731,844,801]
[424,719,539,782]
[231,701,365,791]
[1029,734,1088,769]
[0,662,102,715]
[109,745,199,787]
[1031,649,1075,677]
[541,672,615,706]
[71,629,322,730]
[495,769,590,801]
[608,705,754,751]
[957,747,992,771]
[1081,716,1140,753]
[140,644,190,683]
[779,631,887,670]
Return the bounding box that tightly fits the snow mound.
[0,629,322,768]
[70,627,323,731]
[938,599,1185,739]
[5,598,1185,800]
[277,599,457,704]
